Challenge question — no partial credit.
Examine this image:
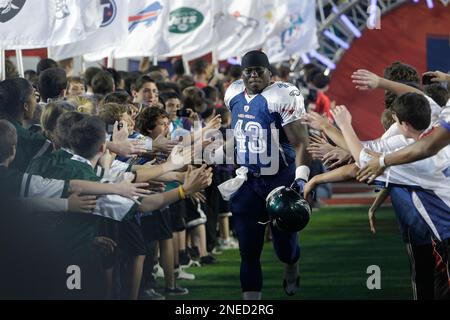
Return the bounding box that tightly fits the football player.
[223,51,311,300]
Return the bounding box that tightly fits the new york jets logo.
[0,0,25,23]
[100,0,117,27]
[169,7,203,34]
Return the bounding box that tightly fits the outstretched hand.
[351,69,381,91]
[331,105,352,129]
[300,111,330,131]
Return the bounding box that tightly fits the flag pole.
[0,49,5,81]
[15,49,25,78]
[153,56,158,66]
[107,52,114,68]
[182,56,191,75]
[81,55,86,75]
[212,49,219,74]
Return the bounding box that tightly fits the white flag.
[0,0,102,49]
[184,0,265,61]
[105,0,168,59]
[161,0,214,58]
[49,0,128,61]
[263,0,289,38]
[214,0,266,61]
[264,0,318,63]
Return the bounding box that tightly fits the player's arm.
[357,125,450,183]
[303,163,358,199]
[284,120,311,168]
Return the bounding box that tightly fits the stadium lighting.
[332,6,362,38]
[227,57,240,65]
[323,30,350,49]
[309,50,336,70]
[300,53,311,64]
[426,0,434,8]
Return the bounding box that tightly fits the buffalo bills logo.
[100,0,116,27]
[0,0,25,23]
[128,1,162,32]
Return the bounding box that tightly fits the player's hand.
[351,69,381,90]
[356,149,384,184]
[93,236,117,256]
[423,71,450,83]
[368,208,376,235]
[300,111,330,131]
[68,192,97,214]
[331,105,352,129]
[322,147,354,170]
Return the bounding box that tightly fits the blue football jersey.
[224,80,306,174]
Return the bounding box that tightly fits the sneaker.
[200,255,216,265]
[283,263,300,296]
[180,259,201,268]
[175,268,196,280]
[165,286,189,296]
[140,288,165,300]
[152,263,164,279]
[212,247,223,255]
[218,238,239,250]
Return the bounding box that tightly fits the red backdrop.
[327,1,450,140]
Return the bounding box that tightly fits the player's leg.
[231,181,267,299]
[270,225,300,296]
[233,214,266,299]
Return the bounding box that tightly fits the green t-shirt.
[8,119,52,172]
[27,149,72,176]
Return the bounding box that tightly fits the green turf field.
[170,206,412,300]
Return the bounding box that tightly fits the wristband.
[295,165,310,182]
[178,185,186,200]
